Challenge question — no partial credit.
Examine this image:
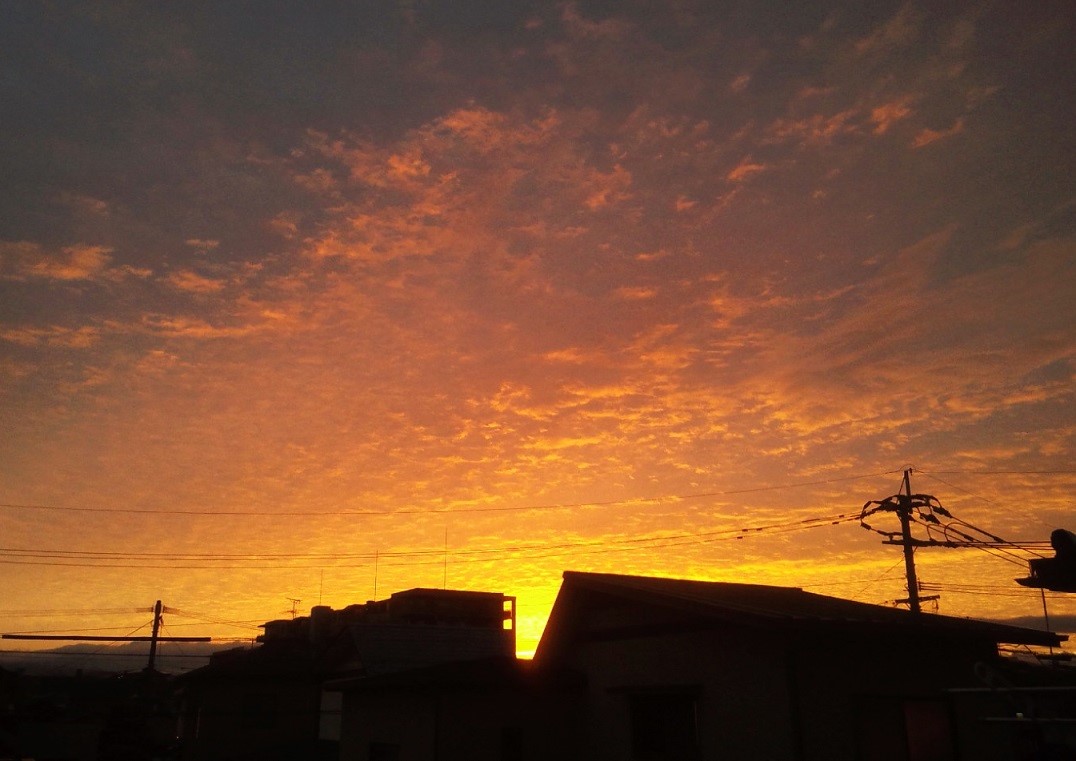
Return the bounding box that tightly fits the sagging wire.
[859,489,1042,567]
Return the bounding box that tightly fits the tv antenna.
[286,598,302,619]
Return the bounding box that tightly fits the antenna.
[286,598,302,619]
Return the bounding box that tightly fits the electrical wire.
[908,514,1033,568]
[0,518,850,561]
[918,585,1067,600]
[0,649,217,659]
[0,607,153,617]
[0,469,901,518]
[846,557,907,599]
[0,623,173,635]
[920,470,1076,476]
[0,513,861,570]
[860,483,1050,570]
[161,608,265,631]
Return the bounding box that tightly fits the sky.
[1,1,1074,659]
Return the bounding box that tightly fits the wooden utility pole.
[147,599,162,672]
[897,469,922,613]
[2,599,210,672]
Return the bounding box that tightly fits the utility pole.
[146,599,163,673]
[2,599,210,673]
[897,469,922,613]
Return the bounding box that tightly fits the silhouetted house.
[948,657,1076,760]
[0,668,175,761]
[331,656,585,761]
[531,571,1066,761]
[176,588,515,761]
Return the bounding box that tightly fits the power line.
[0,514,861,570]
[0,469,900,518]
[0,649,219,659]
[0,607,153,617]
[919,582,1073,600]
[161,608,265,631]
[0,514,859,561]
[0,624,173,635]
[919,470,1076,476]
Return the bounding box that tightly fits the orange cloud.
[293,168,341,194]
[543,348,589,364]
[614,286,657,301]
[729,73,751,93]
[185,238,221,253]
[141,314,258,339]
[3,241,114,281]
[870,96,915,134]
[768,109,859,146]
[726,157,768,182]
[62,193,111,216]
[912,118,966,148]
[167,269,227,294]
[583,164,633,210]
[0,325,100,348]
[855,4,922,56]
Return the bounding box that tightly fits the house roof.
[176,640,332,683]
[535,571,1065,660]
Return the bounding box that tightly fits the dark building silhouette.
[332,571,1068,761]
[535,572,1065,761]
[0,668,176,761]
[176,588,515,761]
[331,656,584,761]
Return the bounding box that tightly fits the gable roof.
[535,571,1064,661]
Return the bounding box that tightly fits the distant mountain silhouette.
[991,613,1076,635]
[1,640,246,676]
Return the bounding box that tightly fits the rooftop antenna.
[287,598,301,619]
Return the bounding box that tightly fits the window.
[629,692,701,760]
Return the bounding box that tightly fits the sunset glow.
[1,2,1074,659]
